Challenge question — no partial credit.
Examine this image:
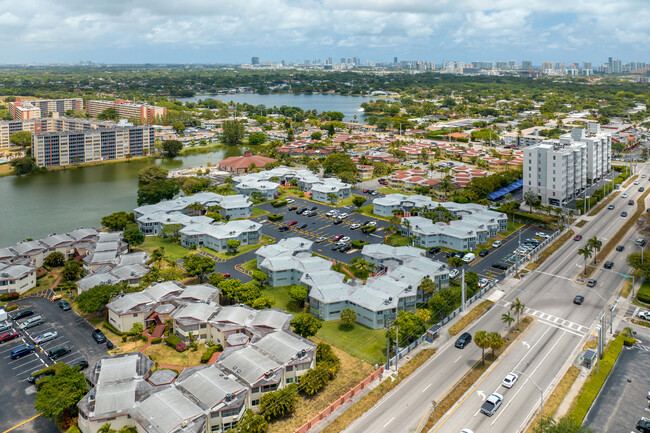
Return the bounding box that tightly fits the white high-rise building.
[523,123,611,206]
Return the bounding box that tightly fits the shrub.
[176,342,187,352]
[272,199,288,208]
[5,304,18,312]
[360,225,376,234]
[623,336,636,347]
[637,283,650,304]
[268,213,284,222]
[165,334,182,349]
[251,270,268,282]
[200,344,223,363]
[122,335,127,342]
[351,240,370,250]
[151,337,162,344]
[0,292,19,301]
[102,320,127,337]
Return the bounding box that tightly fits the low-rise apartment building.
[85,99,167,124]
[179,220,262,251]
[0,263,37,295]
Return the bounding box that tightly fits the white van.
[462,253,476,263]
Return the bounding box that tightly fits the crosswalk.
[498,300,589,337]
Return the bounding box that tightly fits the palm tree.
[501,312,515,340]
[587,237,602,264]
[419,277,437,295]
[577,246,593,275]
[351,258,375,276]
[474,330,490,365]
[327,193,338,204]
[488,332,504,360]
[622,326,634,337]
[510,297,525,331]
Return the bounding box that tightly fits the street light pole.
[517,371,544,429]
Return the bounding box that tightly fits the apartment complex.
[85,99,167,124]
[523,124,611,206]
[32,124,155,167]
[8,98,83,120]
[0,117,116,150]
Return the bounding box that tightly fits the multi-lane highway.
[344,165,649,433]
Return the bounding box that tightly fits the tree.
[419,277,437,296]
[299,366,328,396]
[510,297,525,331]
[340,308,357,327]
[248,132,267,145]
[138,165,169,185]
[352,195,366,208]
[226,239,241,253]
[488,331,504,360]
[350,257,375,276]
[236,409,268,433]
[322,153,357,177]
[161,223,182,239]
[161,140,183,157]
[128,322,144,336]
[389,311,425,346]
[291,313,322,337]
[501,312,515,340]
[172,121,186,133]
[218,279,262,305]
[289,285,308,307]
[259,383,299,421]
[327,193,338,204]
[77,284,121,313]
[577,246,592,275]
[183,254,215,282]
[61,260,81,281]
[10,156,41,175]
[97,107,117,121]
[474,330,490,365]
[222,120,246,145]
[34,364,87,419]
[524,190,539,212]
[44,251,65,268]
[587,236,602,263]
[101,211,135,231]
[251,296,275,309]
[137,166,180,205]
[311,131,322,140]
[448,257,465,269]
[10,130,32,148]
[150,247,165,265]
[464,271,479,293]
[123,224,144,252]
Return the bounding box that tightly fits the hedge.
[251,270,268,282]
[637,282,650,304]
[165,334,182,349]
[268,213,284,222]
[151,337,163,344]
[6,304,19,312]
[513,211,555,226]
[570,334,626,422]
[0,292,19,301]
[361,225,376,234]
[102,320,126,337]
[200,344,224,363]
[351,240,370,250]
[272,199,288,208]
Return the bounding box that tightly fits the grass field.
[138,236,189,261]
[204,234,274,259]
[386,233,410,247]
[242,259,258,272]
[260,285,304,314]
[316,320,387,365]
[252,207,269,216]
[143,342,205,367]
[377,187,403,195]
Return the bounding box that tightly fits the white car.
[478,278,489,289]
[449,269,460,279]
[350,223,361,230]
[638,310,650,320]
[33,331,58,344]
[535,232,548,238]
[635,180,640,185]
[286,198,295,203]
[502,373,518,388]
[366,221,377,227]
[492,240,502,248]
[338,213,349,219]
[643,174,647,178]
[325,210,338,217]
[315,237,327,243]
[339,236,351,243]
[622,193,629,198]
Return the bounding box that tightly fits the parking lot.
[0,297,111,433]
[585,323,650,433]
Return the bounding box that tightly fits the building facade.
[9,98,83,120]
[85,99,167,124]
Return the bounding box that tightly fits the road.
[344,167,650,433]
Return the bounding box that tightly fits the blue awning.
[488,179,523,200]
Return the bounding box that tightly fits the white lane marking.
[454,355,463,363]
[491,330,568,426]
[422,383,432,393]
[383,417,395,428]
[477,390,486,400]
[522,341,530,349]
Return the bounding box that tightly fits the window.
[252,399,260,406]
[133,314,138,317]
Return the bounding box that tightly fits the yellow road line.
[431,318,538,433]
[3,413,41,433]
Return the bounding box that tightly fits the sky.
[0,0,649,65]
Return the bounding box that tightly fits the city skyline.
[1,0,649,64]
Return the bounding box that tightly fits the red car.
[332,234,344,241]
[363,189,371,193]
[286,220,298,226]
[0,331,19,344]
[221,273,231,279]
[573,235,582,241]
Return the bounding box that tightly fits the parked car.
[480,392,504,416]
[288,206,298,211]
[309,206,318,211]
[91,329,107,344]
[339,245,352,252]
[47,345,71,360]
[278,226,290,232]
[58,300,72,311]
[287,220,298,226]
[479,249,489,257]
[27,371,55,384]
[502,373,518,389]
[449,269,460,279]
[573,235,583,241]
[19,315,44,330]
[491,263,509,270]
[455,332,472,349]
[586,279,597,288]
[333,219,343,225]
[332,234,344,241]
[371,191,379,195]
[492,241,502,248]
[573,295,585,305]
[0,321,11,333]
[350,223,361,230]
[325,210,338,217]
[338,213,349,219]
[221,273,231,279]
[286,198,295,203]
[331,244,341,251]
[462,253,476,263]
[302,210,312,216]
[604,261,614,269]
[297,223,308,229]
[636,238,648,247]
[363,189,370,193]
[636,417,650,433]
[308,212,317,217]
[296,207,308,214]
[638,310,650,320]
[315,237,327,243]
[454,252,466,259]
[11,309,34,321]
[69,360,89,370]
[11,345,35,359]
[339,236,351,243]
[535,232,549,238]
[428,247,441,254]
[0,331,19,343]
[478,278,489,289]
[33,331,58,345]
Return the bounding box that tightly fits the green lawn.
[204,234,274,260]
[316,320,387,365]
[252,207,269,216]
[386,234,410,246]
[242,258,258,272]
[378,187,403,195]
[499,220,525,239]
[139,237,188,261]
[358,204,391,221]
[260,285,304,314]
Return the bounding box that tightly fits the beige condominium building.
[8,98,83,120]
[86,99,167,124]
[0,117,116,150]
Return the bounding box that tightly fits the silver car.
[19,315,44,330]
[33,331,58,344]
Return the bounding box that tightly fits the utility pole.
[461,268,466,312]
[395,324,399,374]
[386,319,392,370]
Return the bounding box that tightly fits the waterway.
[177,93,381,120]
[1,146,246,246]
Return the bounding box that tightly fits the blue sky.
[0,0,648,65]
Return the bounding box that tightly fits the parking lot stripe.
[2,413,42,433]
